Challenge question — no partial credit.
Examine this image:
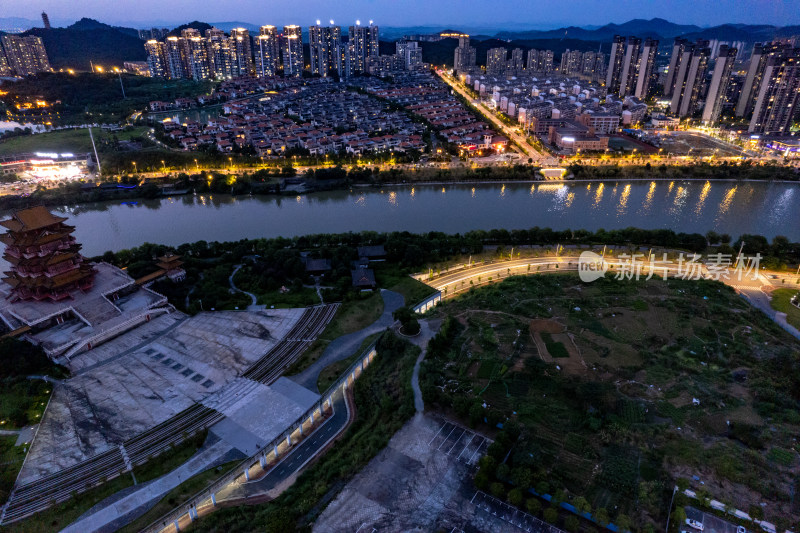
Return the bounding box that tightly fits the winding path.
[229,265,258,309]
[290,289,405,392]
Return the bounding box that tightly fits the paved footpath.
[408,319,440,413]
[290,289,404,392]
[61,438,240,533]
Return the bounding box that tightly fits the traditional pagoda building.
[155,254,185,282]
[0,206,95,302]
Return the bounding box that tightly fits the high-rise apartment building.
[256,25,281,77]
[187,36,211,80]
[282,25,303,76]
[0,35,52,76]
[736,42,792,117]
[486,47,508,75]
[368,22,379,58]
[309,22,343,76]
[454,35,476,74]
[560,49,582,75]
[509,48,524,73]
[347,22,378,74]
[41,12,51,30]
[664,38,689,97]
[606,35,627,93]
[618,37,642,97]
[633,38,658,99]
[670,41,711,117]
[164,36,188,79]
[748,48,800,134]
[702,45,738,124]
[145,39,168,78]
[396,41,423,69]
[0,46,11,76]
[230,28,253,76]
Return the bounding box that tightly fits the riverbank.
[2,168,799,213]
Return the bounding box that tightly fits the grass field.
[316,333,382,392]
[1,430,210,532]
[770,288,800,329]
[0,127,148,157]
[421,274,800,529]
[287,292,385,376]
[118,460,239,533]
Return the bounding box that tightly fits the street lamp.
[161,160,166,172]
[132,161,136,173]
[194,158,199,170]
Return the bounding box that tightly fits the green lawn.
[0,127,148,157]
[316,333,382,392]
[0,436,25,508]
[3,471,135,533]
[287,292,385,376]
[770,288,800,329]
[1,430,209,531]
[118,461,239,533]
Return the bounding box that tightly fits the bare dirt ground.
[313,413,529,533]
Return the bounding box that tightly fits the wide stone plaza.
[18,307,304,484]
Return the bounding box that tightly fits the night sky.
[4,0,799,28]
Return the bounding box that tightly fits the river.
[12,180,800,257]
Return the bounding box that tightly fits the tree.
[616,513,632,531]
[469,403,484,428]
[511,467,533,489]
[672,507,687,529]
[507,488,523,507]
[573,496,591,513]
[525,497,542,516]
[564,516,580,532]
[749,504,764,520]
[543,507,558,524]
[490,482,505,499]
[496,463,510,480]
[393,306,420,335]
[595,507,610,526]
[676,478,690,492]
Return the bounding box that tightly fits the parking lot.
[428,419,491,466]
[686,506,747,533]
[472,491,564,533]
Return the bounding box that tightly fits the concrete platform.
[206,377,320,456]
[17,308,304,484]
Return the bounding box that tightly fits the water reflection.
[21,181,799,258]
[640,181,657,214]
[592,183,605,207]
[616,184,631,216]
[717,186,737,219]
[694,181,711,216]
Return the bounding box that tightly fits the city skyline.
[4,0,800,29]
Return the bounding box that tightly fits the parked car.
[686,518,704,531]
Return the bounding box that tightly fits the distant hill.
[167,21,213,37]
[0,17,39,33]
[208,21,260,32]
[24,18,146,69]
[66,17,140,38]
[489,18,796,44]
